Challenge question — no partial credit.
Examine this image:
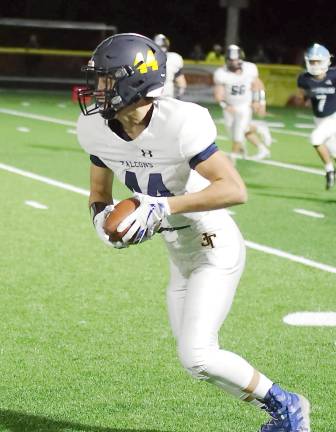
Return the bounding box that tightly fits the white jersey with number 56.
[213,61,258,106]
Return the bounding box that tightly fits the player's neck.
[115,99,154,139]
[313,72,327,80]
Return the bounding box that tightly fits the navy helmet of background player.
[78,33,167,120]
[77,33,310,432]
[298,43,336,189]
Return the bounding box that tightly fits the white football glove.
[117,192,171,244]
[93,204,128,249]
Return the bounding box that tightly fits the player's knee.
[310,130,323,146]
[177,343,211,380]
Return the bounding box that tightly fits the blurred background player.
[298,43,336,189]
[206,43,225,63]
[153,33,187,99]
[213,44,271,160]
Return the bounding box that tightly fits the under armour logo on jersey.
[201,232,217,248]
[141,149,153,157]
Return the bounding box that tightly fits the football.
[104,198,140,243]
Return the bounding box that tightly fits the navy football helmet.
[226,44,245,71]
[78,33,167,120]
[304,43,331,76]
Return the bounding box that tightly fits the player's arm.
[89,162,127,248]
[89,162,114,211]
[167,150,247,214]
[297,75,311,107]
[213,84,225,104]
[175,73,187,98]
[251,77,266,116]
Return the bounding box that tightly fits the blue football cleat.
[260,384,310,431]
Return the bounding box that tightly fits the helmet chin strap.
[99,92,143,120]
[100,106,117,120]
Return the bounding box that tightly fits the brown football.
[103,198,140,243]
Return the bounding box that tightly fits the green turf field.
[0,89,335,432]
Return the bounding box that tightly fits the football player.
[77,33,310,431]
[153,33,187,99]
[213,44,272,160]
[297,43,336,189]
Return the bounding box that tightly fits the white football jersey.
[213,61,258,106]
[77,97,237,241]
[162,51,184,97]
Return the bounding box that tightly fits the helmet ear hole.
[129,79,145,90]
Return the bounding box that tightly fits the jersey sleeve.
[179,105,218,168]
[213,68,224,85]
[297,73,307,90]
[90,154,108,168]
[330,68,336,85]
[175,53,184,70]
[249,62,259,79]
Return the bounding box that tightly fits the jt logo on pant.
[201,232,216,248]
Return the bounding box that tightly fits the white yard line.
[263,121,284,128]
[226,153,324,176]
[0,162,89,196]
[0,108,77,127]
[25,200,48,209]
[269,128,309,137]
[245,240,336,274]
[294,123,314,129]
[214,117,309,137]
[296,113,313,120]
[293,208,325,218]
[283,312,336,326]
[1,162,335,275]
[217,134,228,140]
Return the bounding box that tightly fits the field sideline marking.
[245,241,336,274]
[25,200,48,209]
[1,161,335,275]
[0,162,89,196]
[0,108,76,127]
[0,108,323,177]
[293,208,325,218]
[226,153,324,176]
[214,117,310,137]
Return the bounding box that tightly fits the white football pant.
[165,220,272,401]
[224,104,252,143]
[311,112,336,150]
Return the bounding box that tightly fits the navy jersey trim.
[189,143,219,169]
[90,154,108,168]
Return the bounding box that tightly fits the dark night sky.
[1,0,336,64]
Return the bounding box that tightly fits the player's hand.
[93,204,128,249]
[117,193,171,244]
[252,101,266,116]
